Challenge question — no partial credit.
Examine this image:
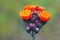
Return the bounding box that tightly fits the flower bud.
[35,28,39,34]
[26,27,31,33]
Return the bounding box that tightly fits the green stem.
[31,31,35,40]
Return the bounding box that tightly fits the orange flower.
[38,11,51,22]
[24,5,31,10]
[31,5,37,11]
[23,5,44,12]
[38,7,45,12]
[19,10,32,20]
[32,6,45,12]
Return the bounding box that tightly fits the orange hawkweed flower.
[24,5,36,11]
[24,5,44,12]
[32,6,45,12]
[38,11,51,22]
[24,5,31,10]
[19,10,32,20]
[38,7,45,12]
[31,5,37,11]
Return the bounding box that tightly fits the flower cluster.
[19,5,51,34]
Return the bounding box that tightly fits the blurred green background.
[0,0,60,40]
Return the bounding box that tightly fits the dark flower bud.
[26,27,31,33]
[35,28,40,34]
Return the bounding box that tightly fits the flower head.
[19,10,32,20]
[24,5,44,12]
[24,5,31,10]
[19,5,51,34]
[38,11,51,22]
